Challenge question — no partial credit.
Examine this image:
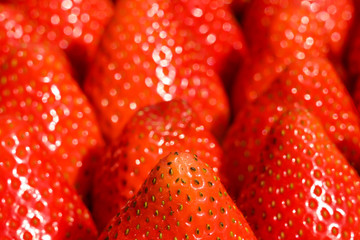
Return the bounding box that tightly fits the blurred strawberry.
[0,41,104,198]
[173,0,248,90]
[84,0,229,142]
[3,0,114,80]
[92,100,224,230]
[238,107,360,239]
[98,152,256,239]
[0,117,97,239]
[0,3,42,47]
[242,0,354,59]
[231,51,287,114]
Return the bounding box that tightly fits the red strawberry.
[266,57,360,170]
[238,107,360,239]
[242,0,354,59]
[84,0,230,142]
[3,0,114,79]
[0,41,104,197]
[98,152,256,239]
[231,51,287,114]
[224,57,360,198]
[92,100,224,230]
[0,3,42,46]
[173,0,248,89]
[222,95,291,198]
[267,5,329,60]
[0,117,97,239]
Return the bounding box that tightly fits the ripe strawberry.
[0,41,104,197]
[224,57,360,198]
[98,152,256,239]
[231,51,287,114]
[84,0,229,142]
[172,0,248,89]
[222,95,292,198]
[4,0,114,79]
[266,57,360,170]
[242,0,354,59]
[267,5,329,60]
[0,3,42,47]
[238,108,360,239]
[0,117,97,239]
[92,100,224,230]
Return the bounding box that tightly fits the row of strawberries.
[0,0,247,238]
[1,0,360,239]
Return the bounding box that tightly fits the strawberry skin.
[222,95,291,198]
[266,57,360,170]
[0,42,104,197]
[0,3,42,46]
[224,57,360,197]
[0,117,97,239]
[242,0,354,59]
[4,0,114,78]
[84,0,229,142]
[238,108,360,239]
[231,51,287,114]
[98,152,256,239]
[92,100,224,230]
[173,0,248,89]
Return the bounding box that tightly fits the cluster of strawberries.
[1,0,360,239]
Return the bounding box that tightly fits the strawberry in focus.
[0,41,104,197]
[238,108,360,239]
[0,117,97,239]
[98,152,256,239]
[84,0,230,142]
[91,100,224,230]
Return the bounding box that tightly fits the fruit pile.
[1,0,360,239]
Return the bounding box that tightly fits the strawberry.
[172,0,248,90]
[91,100,224,230]
[238,107,360,239]
[98,152,256,239]
[266,57,360,170]
[3,0,114,79]
[0,41,104,198]
[0,3,42,46]
[0,117,97,239]
[224,57,360,198]
[242,0,354,59]
[84,0,230,142]
[231,51,287,114]
[222,95,291,198]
